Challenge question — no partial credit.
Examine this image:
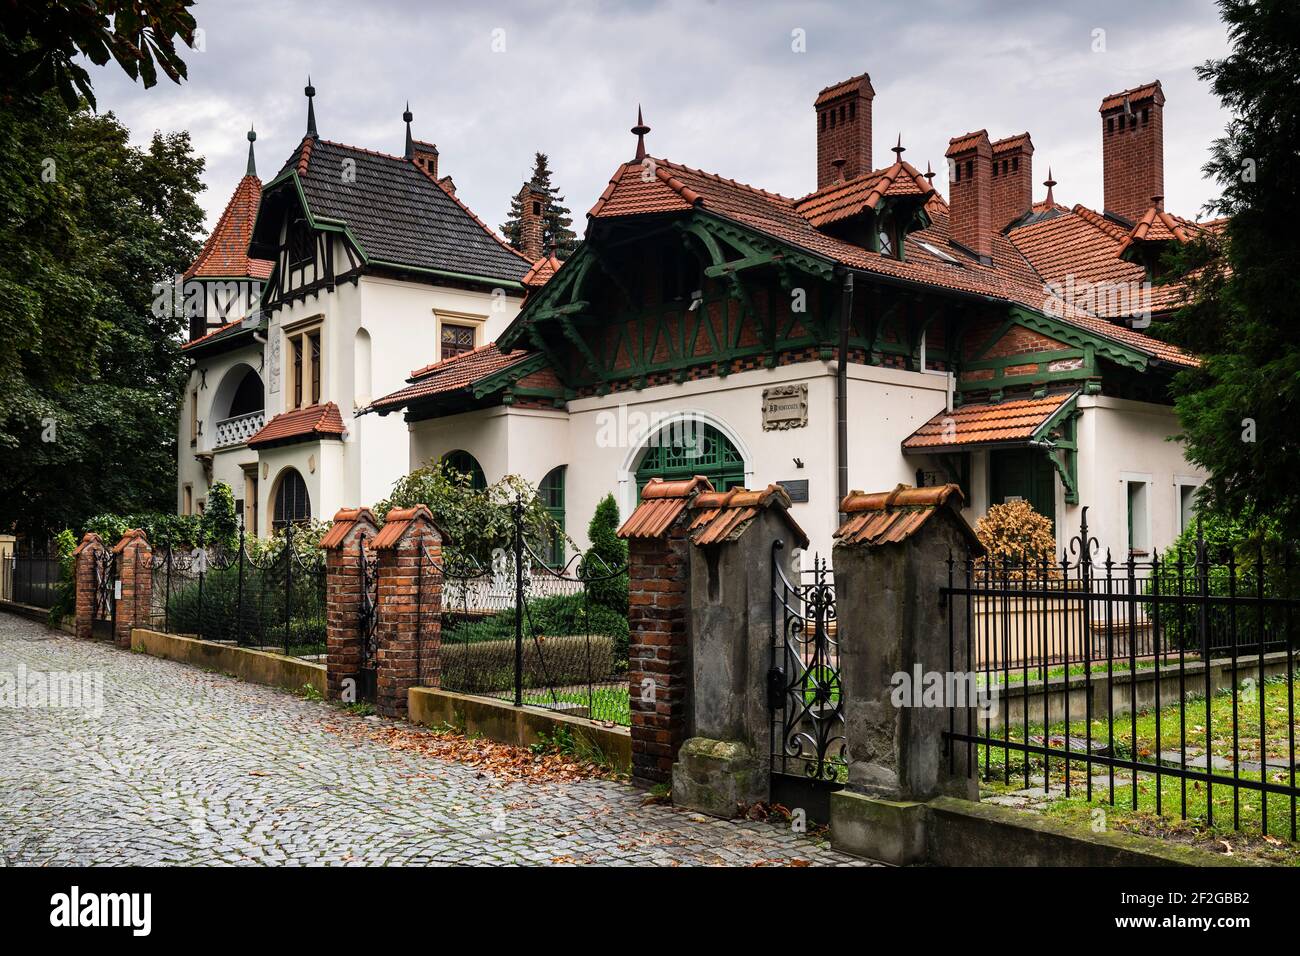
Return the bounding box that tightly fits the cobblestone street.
[0,614,867,866]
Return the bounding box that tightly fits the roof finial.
[246,125,257,177]
[924,161,935,185]
[403,101,414,160]
[892,134,905,160]
[831,157,847,184]
[1044,166,1057,207]
[305,76,318,138]
[1152,194,1164,210]
[631,105,650,162]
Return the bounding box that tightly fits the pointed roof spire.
[924,161,935,185]
[245,125,257,178]
[891,134,905,160]
[1044,166,1057,207]
[305,76,318,138]
[403,101,414,159]
[631,105,650,162]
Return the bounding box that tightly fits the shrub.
[46,529,77,626]
[974,500,1059,579]
[202,481,239,551]
[583,494,628,615]
[441,634,618,694]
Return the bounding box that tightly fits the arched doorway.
[271,468,311,529]
[634,421,745,495]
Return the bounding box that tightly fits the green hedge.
[441,634,617,694]
[442,593,629,660]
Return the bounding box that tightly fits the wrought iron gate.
[357,533,378,702]
[768,541,846,820]
[91,548,117,639]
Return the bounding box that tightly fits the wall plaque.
[762,383,808,430]
[779,479,809,503]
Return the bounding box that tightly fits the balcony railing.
[214,410,265,449]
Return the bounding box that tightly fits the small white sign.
[114,580,122,600]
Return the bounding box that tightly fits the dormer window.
[876,213,899,259]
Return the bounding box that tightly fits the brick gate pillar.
[112,529,152,649]
[671,485,808,818]
[617,477,712,788]
[72,532,107,641]
[320,508,380,702]
[372,505,442,719]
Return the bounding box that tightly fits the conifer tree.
[500,152,577,258]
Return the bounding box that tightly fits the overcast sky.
[87,0,1234,239]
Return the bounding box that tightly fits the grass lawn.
[523,686,631,726]
[972,675,1299,853]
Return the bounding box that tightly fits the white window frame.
[433,309,486,362]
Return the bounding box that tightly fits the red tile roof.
[319,508,378,550]
[617,476,714,540]
[1117,203,1195,257]
[794,160,934,228]
[367,343,534,415]
[835,484,981,549]
[372,505,434,550]
[992,132,1033,153]
[185,175,274,281]
[688,485,809,549]
[180,318,247,352]
[522,253,562,287]
[814,72,874,107]
[1100,81,1164,113]
[582,152,1198,369]
[946,130,990,156]
[247,402,346,449]
[903,392,1075,451]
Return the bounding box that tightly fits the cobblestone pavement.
[0,614,869,866]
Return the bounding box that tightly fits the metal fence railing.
[424,501,630,726]
[943,507,1300,840]
[150,525,327,660]
[4,543,61,609]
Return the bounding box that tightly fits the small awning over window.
[902,390,1077,453]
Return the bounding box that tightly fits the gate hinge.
[766,666,785,712]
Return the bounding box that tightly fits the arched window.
[441,450,487,490]
[539,466,566,566]
[272,468,311,529]
[228,367,264,417]
[635,421,745,495]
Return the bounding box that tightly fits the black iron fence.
[4,542,61,609]
[424,501,631,726]
[150,525,327,660]
[943,508,1300,839]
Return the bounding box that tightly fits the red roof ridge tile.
[1099,81,1163,113]
[688,483,808,549]
[617,476,715,539]
[814,72,874,106]
[297,135,314,177]
[656,157,797,205]
[834,483,981,549]
[946,130,990,155]
[992,132,1032,152]
[1069,203,1131,241]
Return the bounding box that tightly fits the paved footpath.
[0,614,868,866]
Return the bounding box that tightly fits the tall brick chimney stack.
[815,72,874,189]
[518,183,547,261]
[990,133,1033,231]
[412,140,439,179]
[1100,81,1164,224]
[945,130,994,265]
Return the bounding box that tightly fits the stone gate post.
[830,484,982,863]
[617,476,713,788]
[670,485,808,818]
[320,507,380,702]
[72,532,107,641]
[372,505,442,719]
[112,529,152,649]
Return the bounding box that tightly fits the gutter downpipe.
[837,269,855,524]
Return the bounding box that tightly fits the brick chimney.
[1100,81,1164,224]
[990,133,1033,231]
[518,183,547,261]
[815,72,874,189]
[945,130,993,265]
[412,139,439,179]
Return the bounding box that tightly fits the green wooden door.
[989,448,1056,524]
[635,423,745,495]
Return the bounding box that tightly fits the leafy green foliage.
[0,93,204,536]
[443,592,630,655]
[0,1,197,110]
[582,494,628,614]
[499,152,577,257]
[202,481,238,552]
[46,529,77,626]
[1162,0,1300,539]
[373,461,561,565]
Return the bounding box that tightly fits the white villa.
[180,74,1210,562]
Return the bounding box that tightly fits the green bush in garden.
[582,494,628,616]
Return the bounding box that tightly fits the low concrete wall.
[408,686,631,771]
[131,627,327,696]
[830,790,1259,866]
[991,651,1291,729]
